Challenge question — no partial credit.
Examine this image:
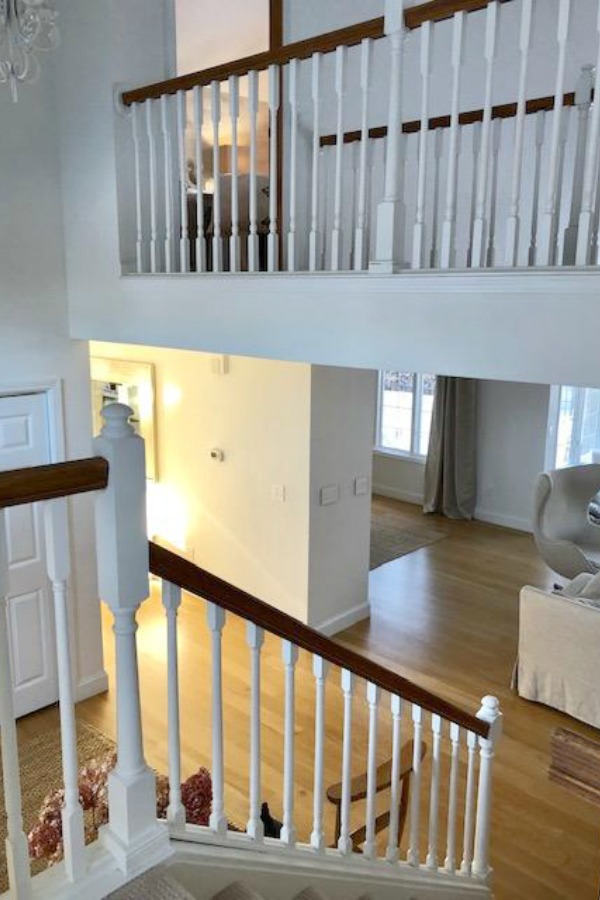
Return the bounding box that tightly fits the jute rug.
[0,720,115,892]
[370,495,447,570]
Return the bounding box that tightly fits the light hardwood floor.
[19,501,600,899]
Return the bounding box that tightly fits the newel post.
[472,695,503,881]
[93,403,170,872]
[370,0,406,274]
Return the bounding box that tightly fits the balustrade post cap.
[100,403,136,438]
[477,695,502,741]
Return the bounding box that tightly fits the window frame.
[375,371,432,463]
[546,384,600,469]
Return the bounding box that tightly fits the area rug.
[0,721,115,892]
[370,495,447,570]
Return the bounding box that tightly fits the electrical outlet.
[354,476,369,496]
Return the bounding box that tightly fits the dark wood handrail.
[149,541,489,738]
[0,458,109,508]
[321,91,577,147]
[122,0,515,106]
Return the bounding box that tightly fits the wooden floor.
[20,501,600,899]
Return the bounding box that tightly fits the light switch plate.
[271,484,286,502]
[210,355,229,375]
[354,476,369,496]
[320,484,340,506]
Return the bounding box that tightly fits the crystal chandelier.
[0,0,59,102]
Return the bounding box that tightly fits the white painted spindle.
[229,74,241,272]
[211,81,223,272]
[564,66,594,264]
[354,39,372,271]
[176,90,190,273]
[161,93,174,273]
[528,111,547,266]
[331,45,346,271]
[460,730,478,876]
[407,704,423,867]
[444,723,461,874]
[385,694,403,862]
[246,623,264,840]
[281,640,298,846]
[0,509,32,899]
[287,58,299,271]
[162,580,185,825]
[363,682,380,860]
[131,102,144,273]
[207,602,228,835]
[472,697,502,880]
[429,127,444,268]
[43,498,86,881]
[467,124,481,268]
[412,21,433,269]
[486,118,502,267]
[577,3,600,264]
[440,11,465,269]
[268,64,280,272]
[309,52,322,272]
[310,656,329,852]
[538,0,572,265]
[146,100,159,273]
[248,70,260,273]
[337,669,355,855]
[426,714,443,870]
[504,0,533,266]
[193,85,206,273]
[471,1,499,268]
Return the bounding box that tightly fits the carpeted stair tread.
[211,882,266,900]
[107,867,196,899]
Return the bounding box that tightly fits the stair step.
[107,867,196,900]
[211,882,266,900]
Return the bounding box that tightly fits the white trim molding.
[314,600,370,636]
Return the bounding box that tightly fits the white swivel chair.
[533,464,600,579]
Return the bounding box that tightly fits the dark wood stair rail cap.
[121,0,514,107]
[149,540,490,739]
[0,458,109,508]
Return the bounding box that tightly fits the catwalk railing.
[118,0,600,274]
[0,402,502,897]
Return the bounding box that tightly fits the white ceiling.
[176,0,270,75]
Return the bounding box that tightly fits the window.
[376,372,436,458]
[548,385,600,468]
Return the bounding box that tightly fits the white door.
[0,393,58,717]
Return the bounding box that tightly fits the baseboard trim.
[76,670,109,702]
[314,601,370,637]
[474,507,531,533]
[372,484,424,506]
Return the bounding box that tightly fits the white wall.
[372,453,425,506]
[0,61,105,699]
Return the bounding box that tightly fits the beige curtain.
[423,377,477,519]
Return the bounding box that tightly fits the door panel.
[0,393,58,717]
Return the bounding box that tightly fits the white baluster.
[309,52,322,272]
[371,0,406,273]
[211,81,223,272]
[246,623,264,840]
[248,70,260,273]
[176,90,190,273]
[146,100,159,273]
[472,697,503,880]
[43,498,86,881]
[229,74,241,272]
[364,682,380,860]
[193,85,206,273]
[505,0,534,266]
[467,124,481,268]
[207,602,227,835]
[412,21,433,269]
[564,66,594,264]
[281,640,298,846]
[162,580,185,825]
[471,1,499,268]
[268,64,280,272]
[529,111,547,266]
[337,669,355,855]
[445,723,461,874]
[354,39,372,271]
[0,509,32,899]
[407,704,423,867]
[486,118,502,267]
[310,655,329,852]
[538,0,572,265]
[385,694,403,862]
[426,714,442,870]
[429,128,444,268]
[93,403,168,868]
[460,730,478,876]
[131,102,144,273]
[592,162,600,263]
[441,11,466,269]
[331,45,346,272]
[287,59,299,271]
[556,103,571,264]
[577,2,600,264]
[161,93,174,273]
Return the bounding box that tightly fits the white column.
[211,81,223,273]
[162,580,185,826]
[472,697,503,880]
[268,64,280,272]
[354,39,372,271]
[337,669,355,856]
[440,11,465,269]
[93,403,168,871]
[0,509,32,899]
[564,66,594,264]
[229,74,241,273]
[412,21,433,270]
[528,111,547,266]
[310,656,329,852]
[246,622,264,840]
[248,70,260,273]
[460,730,478,876]
[131,102,144,273]
[444,723,461,874]
[371,0,406,273]
[309,52,323,272]
[193,85,206,273]
[160,93,174,273]
[145,100,159,273]
[385,694,402,862]
[363,682,380,860]
[426,714,442,870]
[43,498,86,881]
[577,1,600,264]
[281,640,298,846]
[207,602,228,836]
[176,89,190,273]
[406,704,423,867]
[331,45,347,272]
[288,58,299,272]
